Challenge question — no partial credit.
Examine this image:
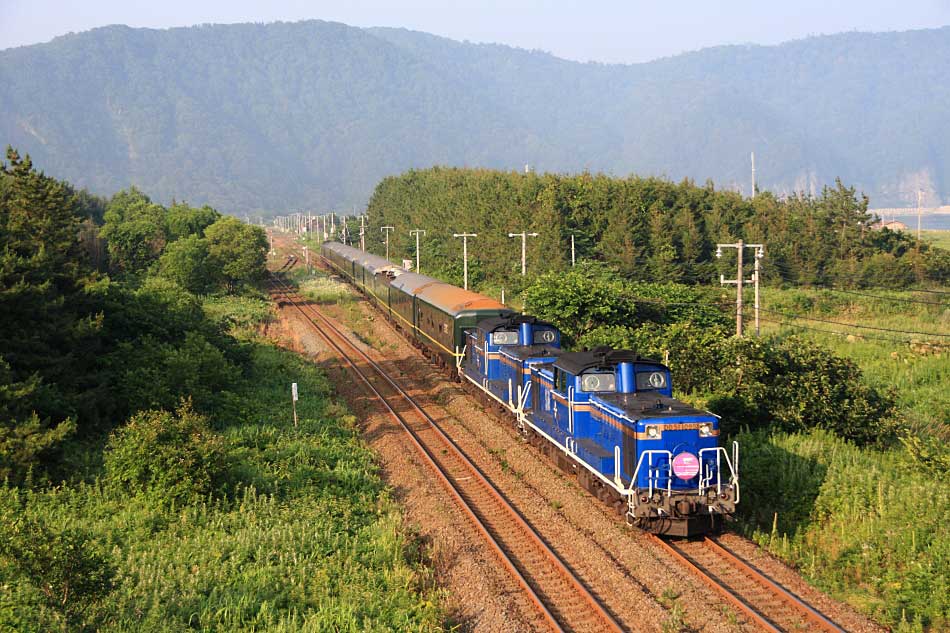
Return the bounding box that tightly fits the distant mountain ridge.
[1,20,948,214]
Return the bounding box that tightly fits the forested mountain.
[2,20,949,213]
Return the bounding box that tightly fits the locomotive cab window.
[555,369,568,393]
[579,370,617,393]
[491,330,519,345]
[533,329,556,344]
[635,370,668,391]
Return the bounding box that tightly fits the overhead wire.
[755,316,921,345]
[756,308,950,338]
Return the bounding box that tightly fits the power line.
[757,307,950,338]
[756,316,920,345]
[825,288,948,306]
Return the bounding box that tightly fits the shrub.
[104,403,230,505]
[0,487,116,631]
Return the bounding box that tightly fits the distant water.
[884,214,950,231]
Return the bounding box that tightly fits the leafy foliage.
[104,404,229,506]
[367,168,948,291]
[157,233,214,294]
[0,487,116,631]
[204,216,268,292]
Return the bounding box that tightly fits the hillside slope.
[2,21,948,213]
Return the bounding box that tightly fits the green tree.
[204,217,267,292]
[166,202,220,240]
[0,148,91,479]
[0,488,116,631]
[100,187,168,275]
[157,234,214,294]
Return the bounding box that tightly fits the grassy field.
[738,429,948,631]
[758,286,949,436]
[738,285,949,631]
[0,295,443,632]
[921,229,950,251]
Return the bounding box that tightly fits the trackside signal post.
[717,241,765,337]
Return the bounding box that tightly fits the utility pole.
[571,233,576,267]
[751,152,756,199]
[380,226,394,260]
[508,231,539,276]
[303,245,310,274]
[359,216,365,251]
[453,233,477,290]
[409,229,426,272]
[917,188,923,243]
[717,241,765,337]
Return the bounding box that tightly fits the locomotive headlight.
[698,423,712,437]
[645,425,659,439]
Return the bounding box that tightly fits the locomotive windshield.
[579,371,617,393]
[533,329,556,344]
[491,330,519,345]
[635,370,668,391]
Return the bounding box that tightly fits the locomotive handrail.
[628,450,674,504]
[567,386,575,434]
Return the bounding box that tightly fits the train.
[320,241,739,537]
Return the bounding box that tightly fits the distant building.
[871,220,907,231]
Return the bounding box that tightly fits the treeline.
[0,147,267,484]
[365,168,950,290]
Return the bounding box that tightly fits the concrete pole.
[410,229,426,272]
[453,233,477,290]
[381,226,394,260]
[508,231,539,276]
[753,252,761,336]
[571,234,576,267]
[718,241,763,338]
[736,239,744,337]
[359,216,365,251]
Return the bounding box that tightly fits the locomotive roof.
[595,393,711,420]
[475,314,556,333]
[553,346,661,375]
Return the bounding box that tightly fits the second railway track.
[269,274,625,633]
[270,248,858,633]
[648,534,846,632]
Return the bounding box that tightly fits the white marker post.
[291,382,299,427]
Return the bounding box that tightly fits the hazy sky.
[2,1,950,63]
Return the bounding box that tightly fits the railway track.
[269,273,625,633]
[270,244,853,632]
[647,535,845,632]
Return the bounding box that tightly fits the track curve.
[270,273,626,633]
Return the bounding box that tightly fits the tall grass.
[738,429,949,631]
[0,323,443,631]
[759,286,950,435]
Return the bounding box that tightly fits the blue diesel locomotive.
[320,240,739,537]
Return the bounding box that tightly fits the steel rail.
[647,534,845,632]
[646,534,781,632]
[269,273,626,633]
[702,538,845,633]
